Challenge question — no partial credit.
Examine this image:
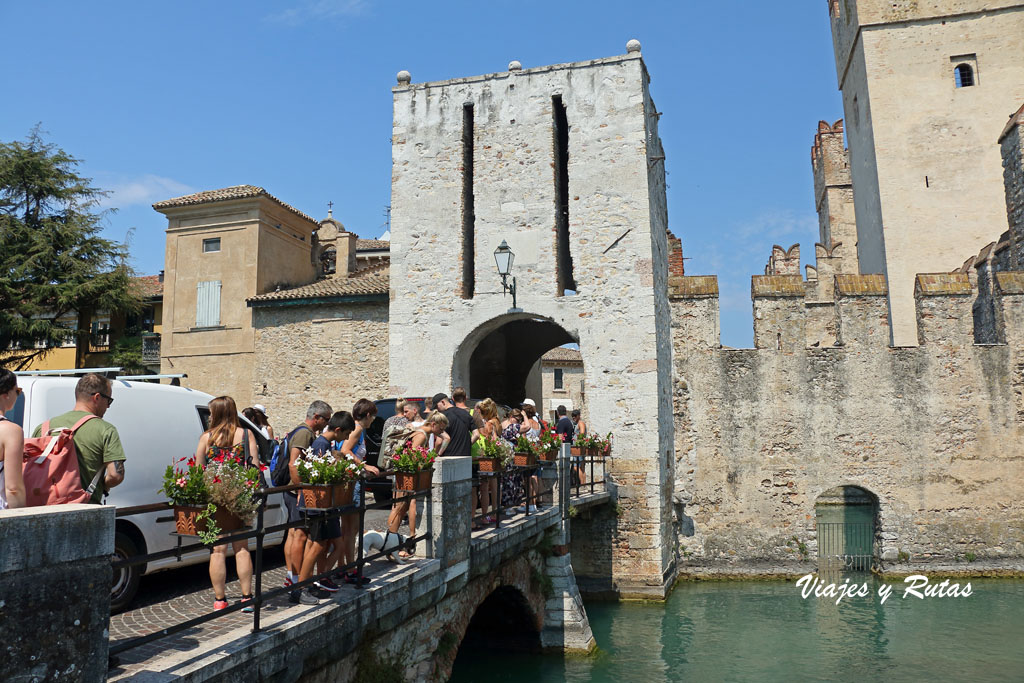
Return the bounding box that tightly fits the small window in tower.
[954,64,974,88]
[321,248,337,275]
[203,237,221,253]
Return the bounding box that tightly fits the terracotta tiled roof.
[751,274,804,297]
[915,273,972,296]
[248,263,389,304]
[542,347,583,363]
[835,274,888,296]
[152,185,318,225]
[357,239,390,251]
[133,274,163,299]
[668,275,718,298]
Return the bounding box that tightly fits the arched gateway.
[388,48,677,597]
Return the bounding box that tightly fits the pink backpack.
[22,415,103,506]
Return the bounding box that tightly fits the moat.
[451,578,1024,682]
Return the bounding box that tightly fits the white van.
[9,376,288,611]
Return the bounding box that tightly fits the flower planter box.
[570,446,582,457]
[173,505,245,536]
[475,457,502,472]
[539,448,558,462]
[513,451,537,467]
[394,469,434,491]
[302,482,355,509]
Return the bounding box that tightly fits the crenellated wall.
[669,271,1024,576]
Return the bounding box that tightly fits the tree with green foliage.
[0,127,140,369]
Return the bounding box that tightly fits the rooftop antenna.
[382,205,391,232]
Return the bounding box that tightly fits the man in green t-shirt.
[33,373,126,504]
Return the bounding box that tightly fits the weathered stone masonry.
[670,271,1024,575]
[388,50,677,597]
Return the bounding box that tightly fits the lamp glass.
[493,240,514,275]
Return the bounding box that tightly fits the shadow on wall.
[568,504,617,598]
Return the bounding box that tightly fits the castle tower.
[811,119,858,273]
[389,44,677,598]
[828,0,1024,345]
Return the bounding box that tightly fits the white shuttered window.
[196,280,222,327]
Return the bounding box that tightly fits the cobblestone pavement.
[107,509,393,680]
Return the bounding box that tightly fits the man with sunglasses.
[31,372,126,503]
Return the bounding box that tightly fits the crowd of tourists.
[0,368,588,611]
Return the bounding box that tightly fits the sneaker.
[309,585,331,599]
[213,599,229,611]
[518,505,538,513]
[240,595,254,613]
[283,576,294,588]
[315,578,340,592]
[290,588,319,605]
[344,572,371,586]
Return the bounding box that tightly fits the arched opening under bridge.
[448,585,541,678]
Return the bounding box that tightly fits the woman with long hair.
[0,368,26,509]
[338,398,381,584]
[474,398,502,523]
[194,396,259,611]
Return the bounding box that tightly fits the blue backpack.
[269,425,310,487]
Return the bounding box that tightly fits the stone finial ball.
[396,70,412,85]
[508,60,522,72]
[626,39,642,53]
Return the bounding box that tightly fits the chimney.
[337,232,359,277]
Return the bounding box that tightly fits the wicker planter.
[475,457,502,472]
[302,482,355,509]
[173,504,244,536]
[539,448,558,462]
[513,451,536,467]
[394,469,434,491]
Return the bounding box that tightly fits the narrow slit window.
[553,95,576,295]
[954,64,974,88]
[461,103,475,299]
[554,368,564,390]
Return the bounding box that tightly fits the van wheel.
[112,531,142,614]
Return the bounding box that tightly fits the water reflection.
[449,579,1024,682]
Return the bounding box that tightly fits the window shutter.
[196,280,222,327]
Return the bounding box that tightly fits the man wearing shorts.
[285,400,331,605]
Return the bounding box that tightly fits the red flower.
[187,457,196,466]
[213,476,222,484]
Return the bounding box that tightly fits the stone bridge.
[1,452,611,682]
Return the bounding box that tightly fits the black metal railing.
[109,475,432,657]
[470,460,548,530]
[569,450,607,499]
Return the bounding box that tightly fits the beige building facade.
[829,0,1024,345]
[154,186,328,409]
[538,347,585,422]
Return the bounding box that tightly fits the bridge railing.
[568,451,608,500]
[109,474,433,657]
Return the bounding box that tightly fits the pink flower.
[176,477,187,487]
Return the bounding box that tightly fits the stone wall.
[1001,104,1024,269]
[0,504,115,682]
[389,47,676,596]
[670,272,1024,576]
[252,301,389,428]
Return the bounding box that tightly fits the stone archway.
[452,313,578,408]
[814,485,880,571]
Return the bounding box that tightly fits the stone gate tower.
[388,42,677,597]
[828,0,1024,345]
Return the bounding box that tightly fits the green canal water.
[449,577,1024,682]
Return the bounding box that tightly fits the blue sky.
[0,1,842,347]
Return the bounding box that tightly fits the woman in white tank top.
[0,368,27,509]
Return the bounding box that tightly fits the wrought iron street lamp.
[494,240,522,313]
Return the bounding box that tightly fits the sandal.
[240,595,254,613]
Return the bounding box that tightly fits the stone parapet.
[0,504,115,683]
[995,271,1024,347]
[752,275,806,351]
[427,456,473,583]
[836,274,891,347]
[669,276,720,350]
[914,273,975,346]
